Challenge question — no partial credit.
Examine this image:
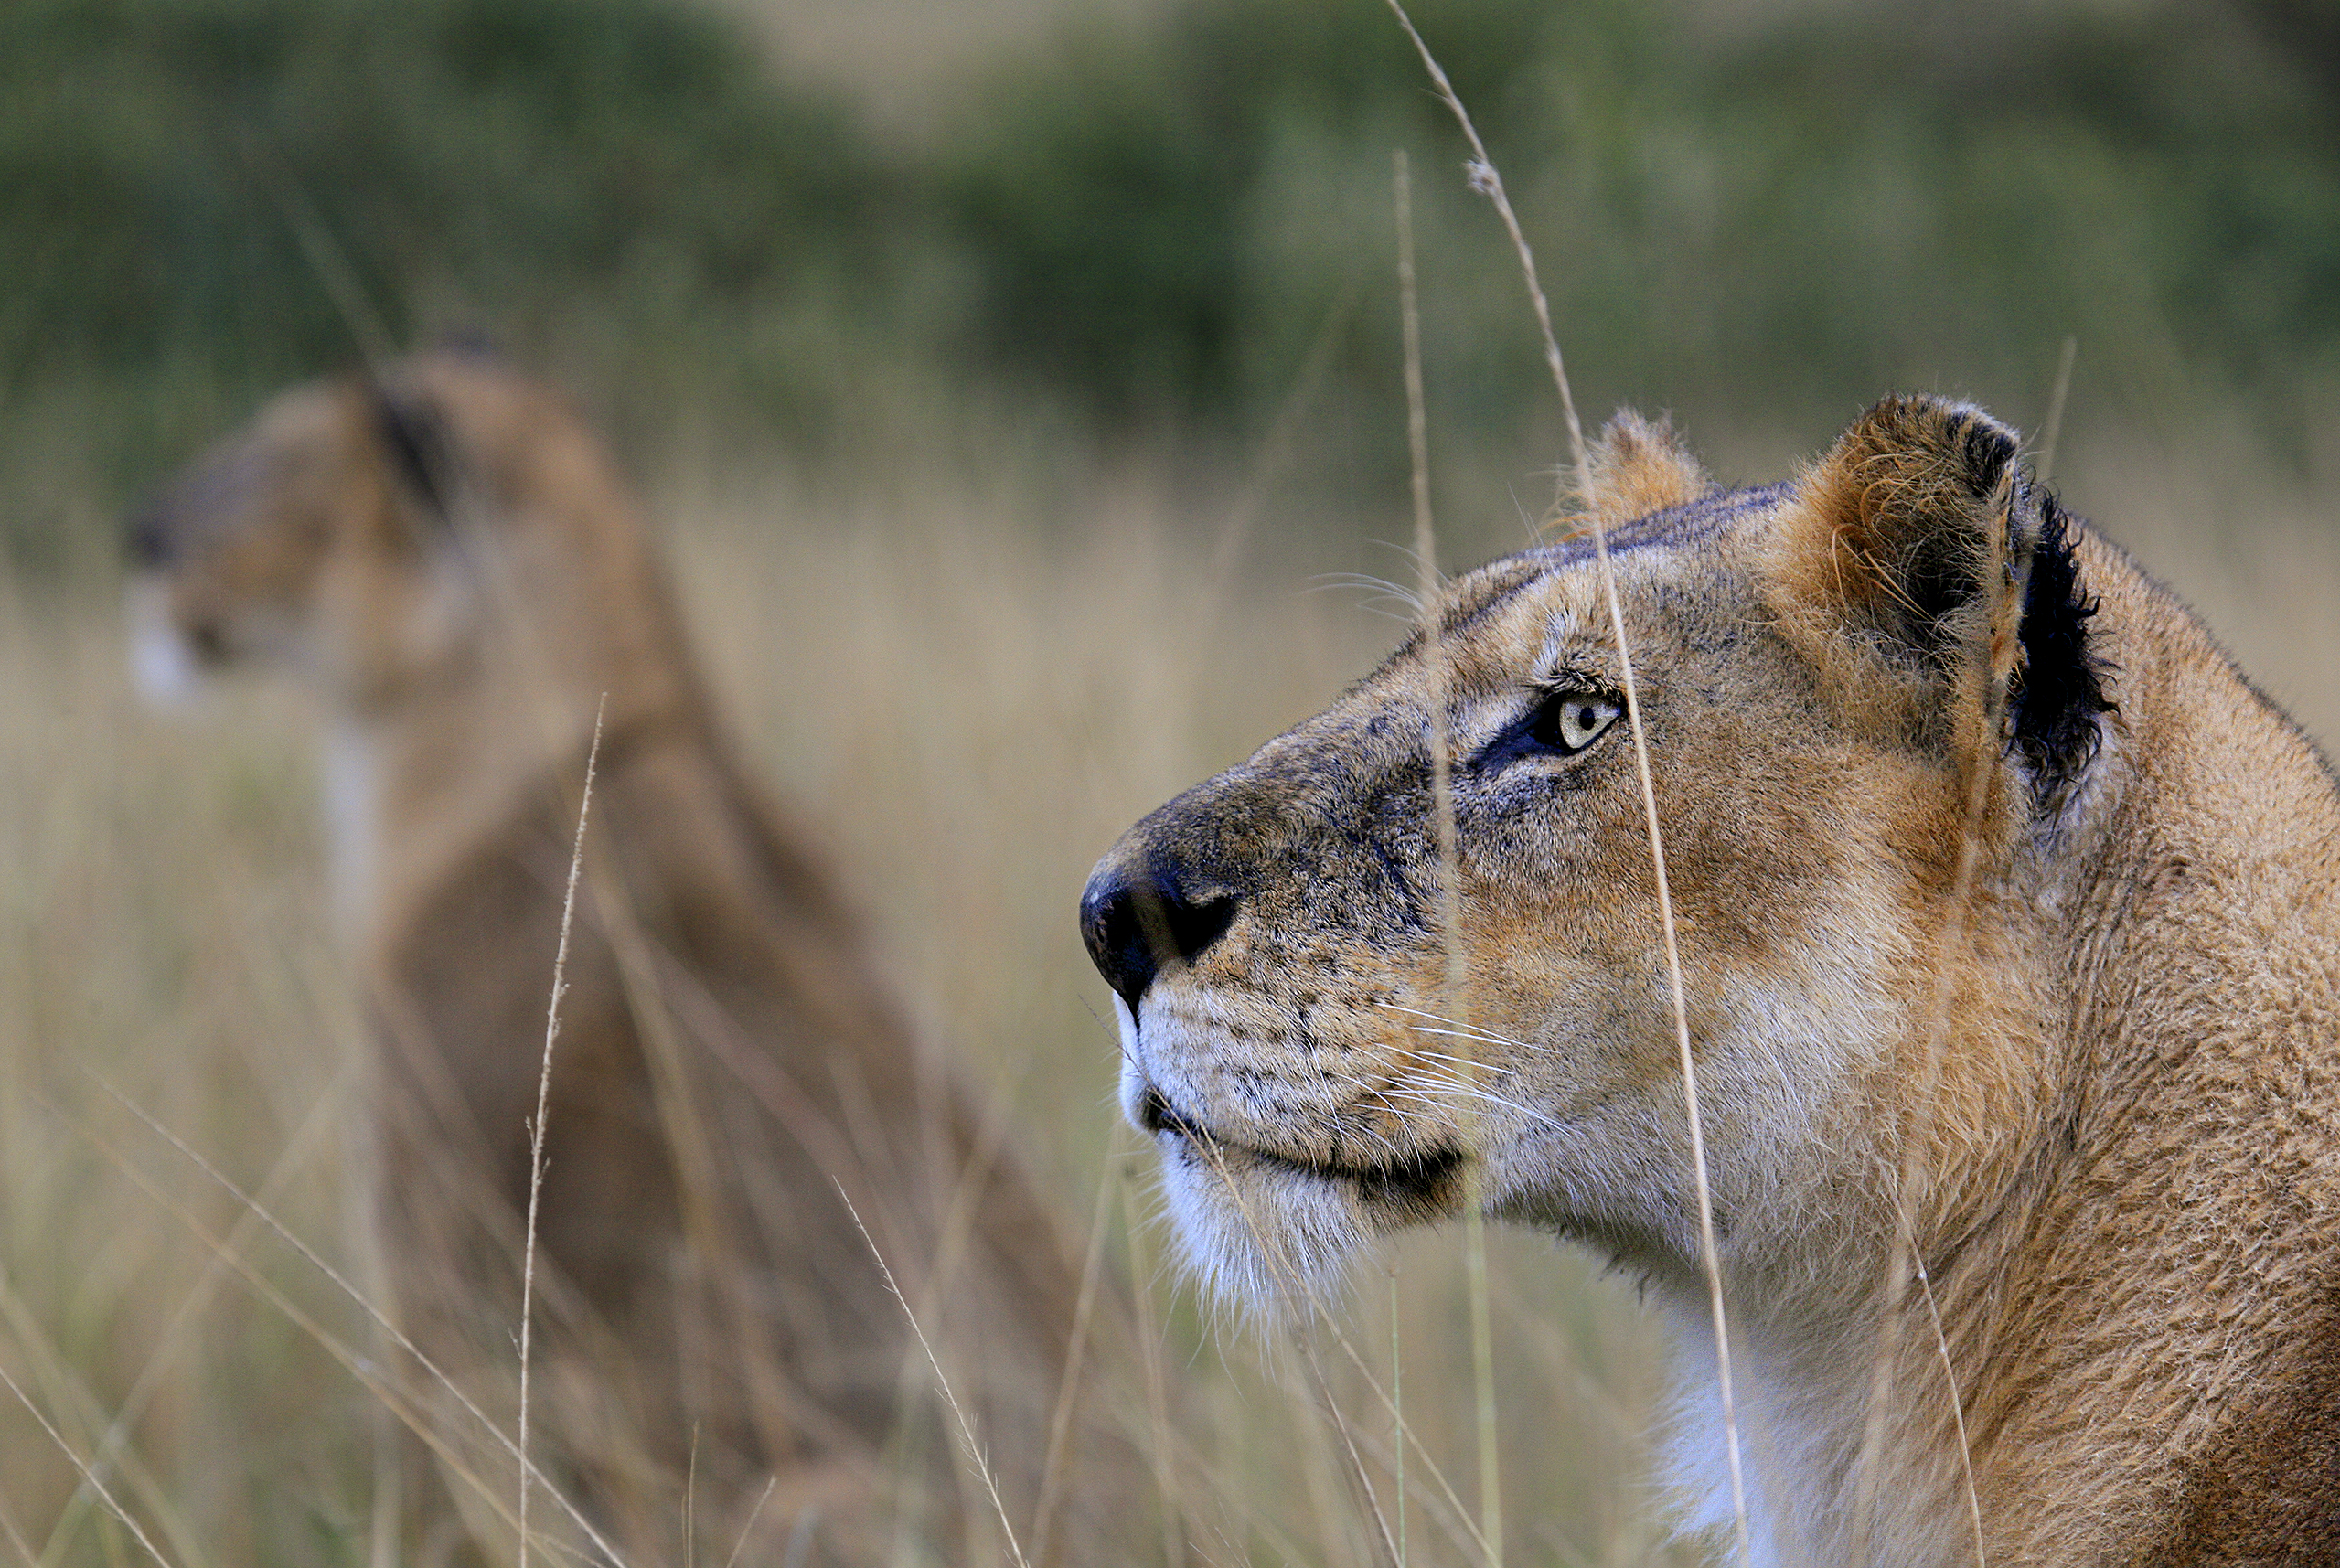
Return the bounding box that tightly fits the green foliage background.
[0,6,2334,1558]
[5,0,2336,514]
[951,0,2340,453]
[2,0,892,485]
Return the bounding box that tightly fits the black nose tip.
[1080,855,1239,1012]
[125,502,172,571]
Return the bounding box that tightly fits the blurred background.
[1,0,2334,1562]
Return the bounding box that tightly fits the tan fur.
[133,352,1152,1566]
[1573,409,1712,528]
[1084,399,2340,1565]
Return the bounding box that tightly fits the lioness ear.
[1768,395,2109,802]
[1581,410,1711,525]
[366,382,455,526]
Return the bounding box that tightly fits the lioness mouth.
[1134,1083,1467,1209]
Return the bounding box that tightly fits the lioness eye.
[1531,691,1622,754]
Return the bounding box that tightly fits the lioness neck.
[1961,542,2340,1563]
[1672,539,2340,1567]
[329,485,707,956]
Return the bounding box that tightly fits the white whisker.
[1377,1079,1562,1138]
[1377,1002,1544,1055]
[1400,1024,1544,1055]
[1405,1048,1521,1080]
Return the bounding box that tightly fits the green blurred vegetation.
[949,0,2340,455]
[0,0,897,491]
[5,0,2336,539]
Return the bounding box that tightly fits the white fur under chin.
[1662,1300,1946,1568]
[1115,996,1372,1326]
[1152,1142,1370,1327]
[126,584,203,708]
[321,720,379,933]
[1662,1316,1790,1568]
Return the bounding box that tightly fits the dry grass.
[0,353,2333,1566]
[5,1,2332,1559]
[0,432,1684,1565]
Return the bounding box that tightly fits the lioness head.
[1082,398,2111,1312]
[127,347,676,720]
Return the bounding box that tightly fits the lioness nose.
[125,501,173,570]
[1080,854,1238,1011]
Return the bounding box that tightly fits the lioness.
[131,350,1146,1565]
[1083,397,2340,1565]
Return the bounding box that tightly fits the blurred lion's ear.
[367,382,454,524]
[1580,410,1710,526]
[432,325,502,362]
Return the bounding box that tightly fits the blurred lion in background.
[129,348,1152,1567]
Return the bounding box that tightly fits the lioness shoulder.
[1085,397,2340,1565]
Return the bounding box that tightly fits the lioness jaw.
[1083,396,2340,1564]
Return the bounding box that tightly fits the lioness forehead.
[1347,481,1792,711]
[1437,481,1785,639]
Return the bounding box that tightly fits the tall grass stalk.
[1320,1309,1498,1566]
[1203,280,1364,594]
[1383,2,1587,502]
[260,157,400,370]
[0,1360,173,1568]
[1115,1155,1189,1568]
[1848,347,2079,1563]
[1393,144,1502,1568]
[1030,1150,1118,1568]
[1848,337,2087,1560]
[0,1270,208,1568]
[1178,1109,1491,1564]
[1587,529,1749,1567]
[516,695,605,1568]
[64,1095,528,1540]
[1285,1276,1396,1568]
[837,1183,1030,1568]
[1316,1294,1501,1568]
[78,1082,627,1564]
[1914,1228,1986,1565]
[34,1065,350,1568]
[48,1087,501,1520]
[1843,525,2026,1563]
[1390,1271,1405,1568]
[2038,336,2079,485]
[0,1492,34,1565]
[720,1477,776,1568]
[1386,3,1752,1561]
[1286,1351,1368,1568]
[1178,1112,1491,1565]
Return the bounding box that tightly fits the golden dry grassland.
[4,2,2336,1562]
[2,381,2332,1566]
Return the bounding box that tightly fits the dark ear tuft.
[1779,395,2023,670]
[2008,485,2113,801]
[1940,404,2021,500]
[1769,395,2111,808]
[433,326,502,363]
[368,384,454,522]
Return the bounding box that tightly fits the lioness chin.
[1084,397,2340,1566]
